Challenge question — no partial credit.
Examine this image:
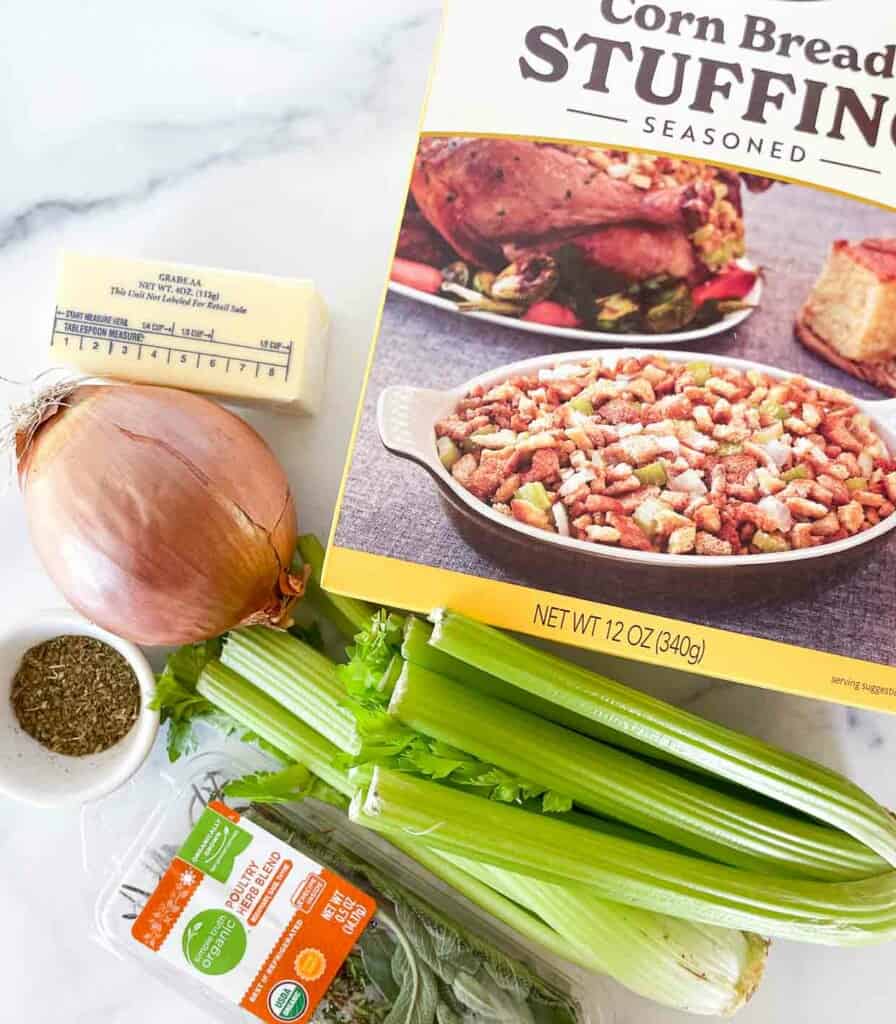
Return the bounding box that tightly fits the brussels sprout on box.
[644,283,696,334]
[491,256,560,304]
[595,294,640,333]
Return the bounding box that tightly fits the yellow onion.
[17,383,304,645]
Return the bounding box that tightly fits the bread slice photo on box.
[797,238,896,394]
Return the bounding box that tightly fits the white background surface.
[0,3,894,1022]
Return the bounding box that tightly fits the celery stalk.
[221,627,361,755]
[449,855,768,1017]
[390,663,887,881]
[198,662,352,796]
[389,841,580,967]
[378,653,404,697]
[352,768,896,946]
[402,616,492,690]
[428,611,896,868]
[403,616,683,768]
[297,534,376,639]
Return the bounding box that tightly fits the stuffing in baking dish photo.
[434,354,896,557]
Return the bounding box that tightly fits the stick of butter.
[50,251,328,415]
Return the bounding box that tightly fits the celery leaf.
[224,764,313,804]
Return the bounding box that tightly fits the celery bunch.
[195,659,768,1017]
[152,535,896,1018]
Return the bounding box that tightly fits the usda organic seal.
[267,980,309,1022]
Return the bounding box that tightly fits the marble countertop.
[1,3,894,1022]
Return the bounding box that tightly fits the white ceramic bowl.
[0,609,159,807]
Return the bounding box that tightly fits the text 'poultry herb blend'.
[11,635,140,756]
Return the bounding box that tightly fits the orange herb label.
[132,801,376,1023]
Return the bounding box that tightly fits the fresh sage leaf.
[452,971,536,1024]
[484,959,532,1003]
[395,902,441,972]
[358,924,401,1002]
[436,1002,465,1024]
[385,931,439,1024]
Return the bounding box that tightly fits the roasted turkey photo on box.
[391,137,769,343]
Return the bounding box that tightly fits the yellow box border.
[326,546,896,715]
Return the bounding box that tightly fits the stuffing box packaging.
[325,0,896,713]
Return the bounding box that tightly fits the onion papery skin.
[19,384,299,645]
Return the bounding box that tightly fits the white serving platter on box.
[389,260,762,347]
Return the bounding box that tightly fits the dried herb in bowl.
[11,635,140,756]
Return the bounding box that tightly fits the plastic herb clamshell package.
[90,750,603,1024]
[325,0,896,714]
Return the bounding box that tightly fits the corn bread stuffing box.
[325,0,896,712]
